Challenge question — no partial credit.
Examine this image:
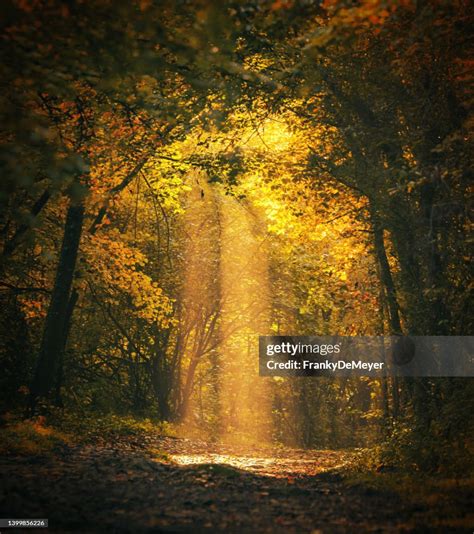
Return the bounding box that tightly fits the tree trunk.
[54,288,79,407]
[370,202,402,335]
[419,180,451,334]
[29,200,85,412]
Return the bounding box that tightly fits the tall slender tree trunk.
[29,199,85,412]
[377,286,391,427]
[370,202,402,335]
[54,288,79,407]
[370,204,407,421]
[419,180,451,334]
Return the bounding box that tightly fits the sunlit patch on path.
[171,451,353,478]
[156,436,355,478]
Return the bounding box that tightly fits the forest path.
[1,434,459,533]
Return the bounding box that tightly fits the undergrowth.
[0,409,175,456]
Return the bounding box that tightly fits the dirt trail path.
[0,436,469,533]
